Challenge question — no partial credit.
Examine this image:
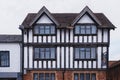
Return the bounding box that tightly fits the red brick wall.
[23,70,106,80]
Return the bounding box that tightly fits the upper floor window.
[75,25,97,35]
[74,47,96,60]
[74,73,96,80]
[33,73,55,80]
[0,51,9,67]
[34,24,55,35]
[34,47,56,60]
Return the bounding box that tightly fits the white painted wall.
[36,14,53,24]
[77,14,94,23]
[0,43,21,72]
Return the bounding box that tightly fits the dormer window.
[34,24,55,35]
[75,24,97,35]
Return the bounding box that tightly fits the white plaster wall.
[77,14,94,23]
[36,14,53,23]
[0,43,21,72]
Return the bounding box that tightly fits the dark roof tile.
[21,13,115,29]
[0,35,22,43]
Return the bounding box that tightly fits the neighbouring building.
[107,60,120,80]
[0,6,117,80]
[0,35,22,80]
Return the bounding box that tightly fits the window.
[34,24,55,35]
[0,51,9,67]
[34,47,56,60]
[33,73,55,80]
[75,25,96,35]
[74,73,96,80]
[74,47,96,60]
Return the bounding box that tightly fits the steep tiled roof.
[0,35,22,43]
[109,60,120,68]
[21,13,115,29]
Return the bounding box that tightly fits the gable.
[77,14,94,23]
[36,14,53,24]
[71,6,101,26]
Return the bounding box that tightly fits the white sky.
[0,0,120,60]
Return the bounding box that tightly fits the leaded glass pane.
[51,73,55,80]
[45,48,50,59]
[34,48,39,59]
[51,26,55,34]
[80,73,84,80]
[81,26,85,34]
[33,73,38,80]
[39,73,44,80]
[75,48,79,59]
[86,26,91,34]
[75,25,80,34]
[86,48,90,59]
[45,73,49,80]
[92,25,96,34]
[91,48,96,59]
[86,73,90,80]
[40,26,44,34]
[91,73,96,80]
[0,51,9,67]
[45,26,50,34]
[80,48,85,59]
[40,48,44,59]
[34,25,39,34]
[51,48,55,59]
[74,73,78,80]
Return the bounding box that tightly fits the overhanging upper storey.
[20,6,116,30]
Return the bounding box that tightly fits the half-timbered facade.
[19,6,115,80]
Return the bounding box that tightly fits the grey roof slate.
[0,35,22,43]
[21,13,115,29]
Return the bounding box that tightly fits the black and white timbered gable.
[20,6,115,72]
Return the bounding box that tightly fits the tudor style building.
[19,6,115,80]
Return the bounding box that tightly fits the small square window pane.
[80,73,84,80]
[40,26,44,34]
[86,26,91,34]
[91,73,96,80]
[92,25,97,34]
[81,26,85,34]
[51,48,55,59]
[86,73,90,80]
[45,73,49,80]
[33,73,38,80]
[75,26,80,34]
[74,73,78,80]
[34,25,39,34]
[86,48,90,59]
[80,48,85,59]
[39,73,44,80]
[51,26,55,34]
[51,73,55,80]
[91,48,96,59]
[75,48,79,59]
[0,52,9,66]
[34,48,39,59]
[45,26,50,34]
[40,48,44,59]
[40,52,44,59]
[46,52,50,59]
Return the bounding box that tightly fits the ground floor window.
[33,73,55,80]
[0,51,10,67]
[74,73,96,80]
